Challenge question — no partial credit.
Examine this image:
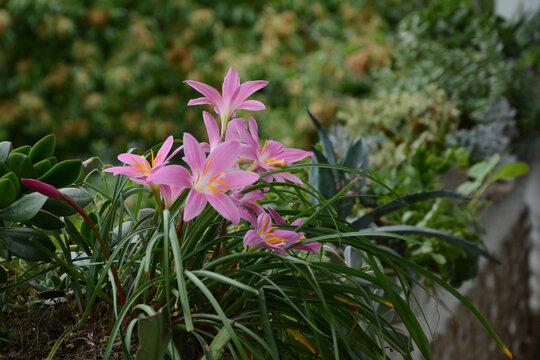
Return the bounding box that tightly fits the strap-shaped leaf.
[354,190,469,229]
[29,134,56,163]
[38,159,82,188]
[0,227,55,261]
[135,310,170,360]
[0,192,47,221]
[342,136,369,172]
[374,225,499,263]
[0,141,12,163]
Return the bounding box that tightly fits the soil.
[0,300,136,360]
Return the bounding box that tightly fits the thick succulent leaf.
[342,137,369,172]
[33,158,53,178]
[7,152,34,180]
[309,147,337,202]
[135,310,170,360]
[0,178,17,209]
[27,209,64,230]
[374,225,499,263]
[1,171,20,195]
[0,192,47,221]
[29,134,56,163]
[0,161,10,177]
[0,141,12,163]
[307,108,337,166]
[0,227,55,261]
[353,190,469,229]
[11,145,31,156]
[42,187,93,216]
[38,159,82,189]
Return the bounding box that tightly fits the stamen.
[204,156,213,175]
[266,237,287,245]
[258,216,268,235]
[260,140,268,156]
[212,179,229,188]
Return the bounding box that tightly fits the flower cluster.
[104,68,321,256]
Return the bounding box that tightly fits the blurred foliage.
[0,0,392,160]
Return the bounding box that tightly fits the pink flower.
[229,189,265,225]
[200,111,221,153]
[103,136,181,187]
[243,213,321,256]
[226,117,313,184]
[160,185,183,210]
[184,68,268,135]
[147,133,259,224]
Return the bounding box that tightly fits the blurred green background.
[1,0,539,161]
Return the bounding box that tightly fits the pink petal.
[117,153,148,167]
[184,190,208,221]
[203,111,220,151]
[207,193,240,224]
[219,170,259,189]
[154,136,173,167]
[183,133,206,171]
[263,242,289,256]
[160,185,184,209]
[280,171,304,185]
[243,230,263,246]
[256,213,273,233]
[248,117,260,145]
[205,141,241,175]
[184,80,222,106]
[234,80,269,105]
[146,165,192,188]
[224,118,244,143]
[236,100,266,111]
[281,148,313,163]
[222,68,240,103]
[268,207,285,225]
[187,97,214,106]
[103,165,142,178]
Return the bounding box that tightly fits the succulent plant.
[0,134,92,262]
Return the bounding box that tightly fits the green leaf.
[374,225,500,263]
[27,210,64,230]
[468,153,500,182]
[0,161,10,177]
[29,134,56,163]
[42,187,92,216]
[307,108,337,166]
[309,147,337,201]
[33,158,53,178]
[64,217,92,256]
[201,327,231,360]
[342,137,369,172]
[491,162,530,181]
[0,178,17,209]
[135,310,170,360]
[354,190,469,229]
[11,145,31,156]
[0,227,55,261]
[457,180,481,196]
[1,172,19,195]
[0,141,12,163]
[0,192,47,221]
[38,160,82,189]
[7,152,34,180]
